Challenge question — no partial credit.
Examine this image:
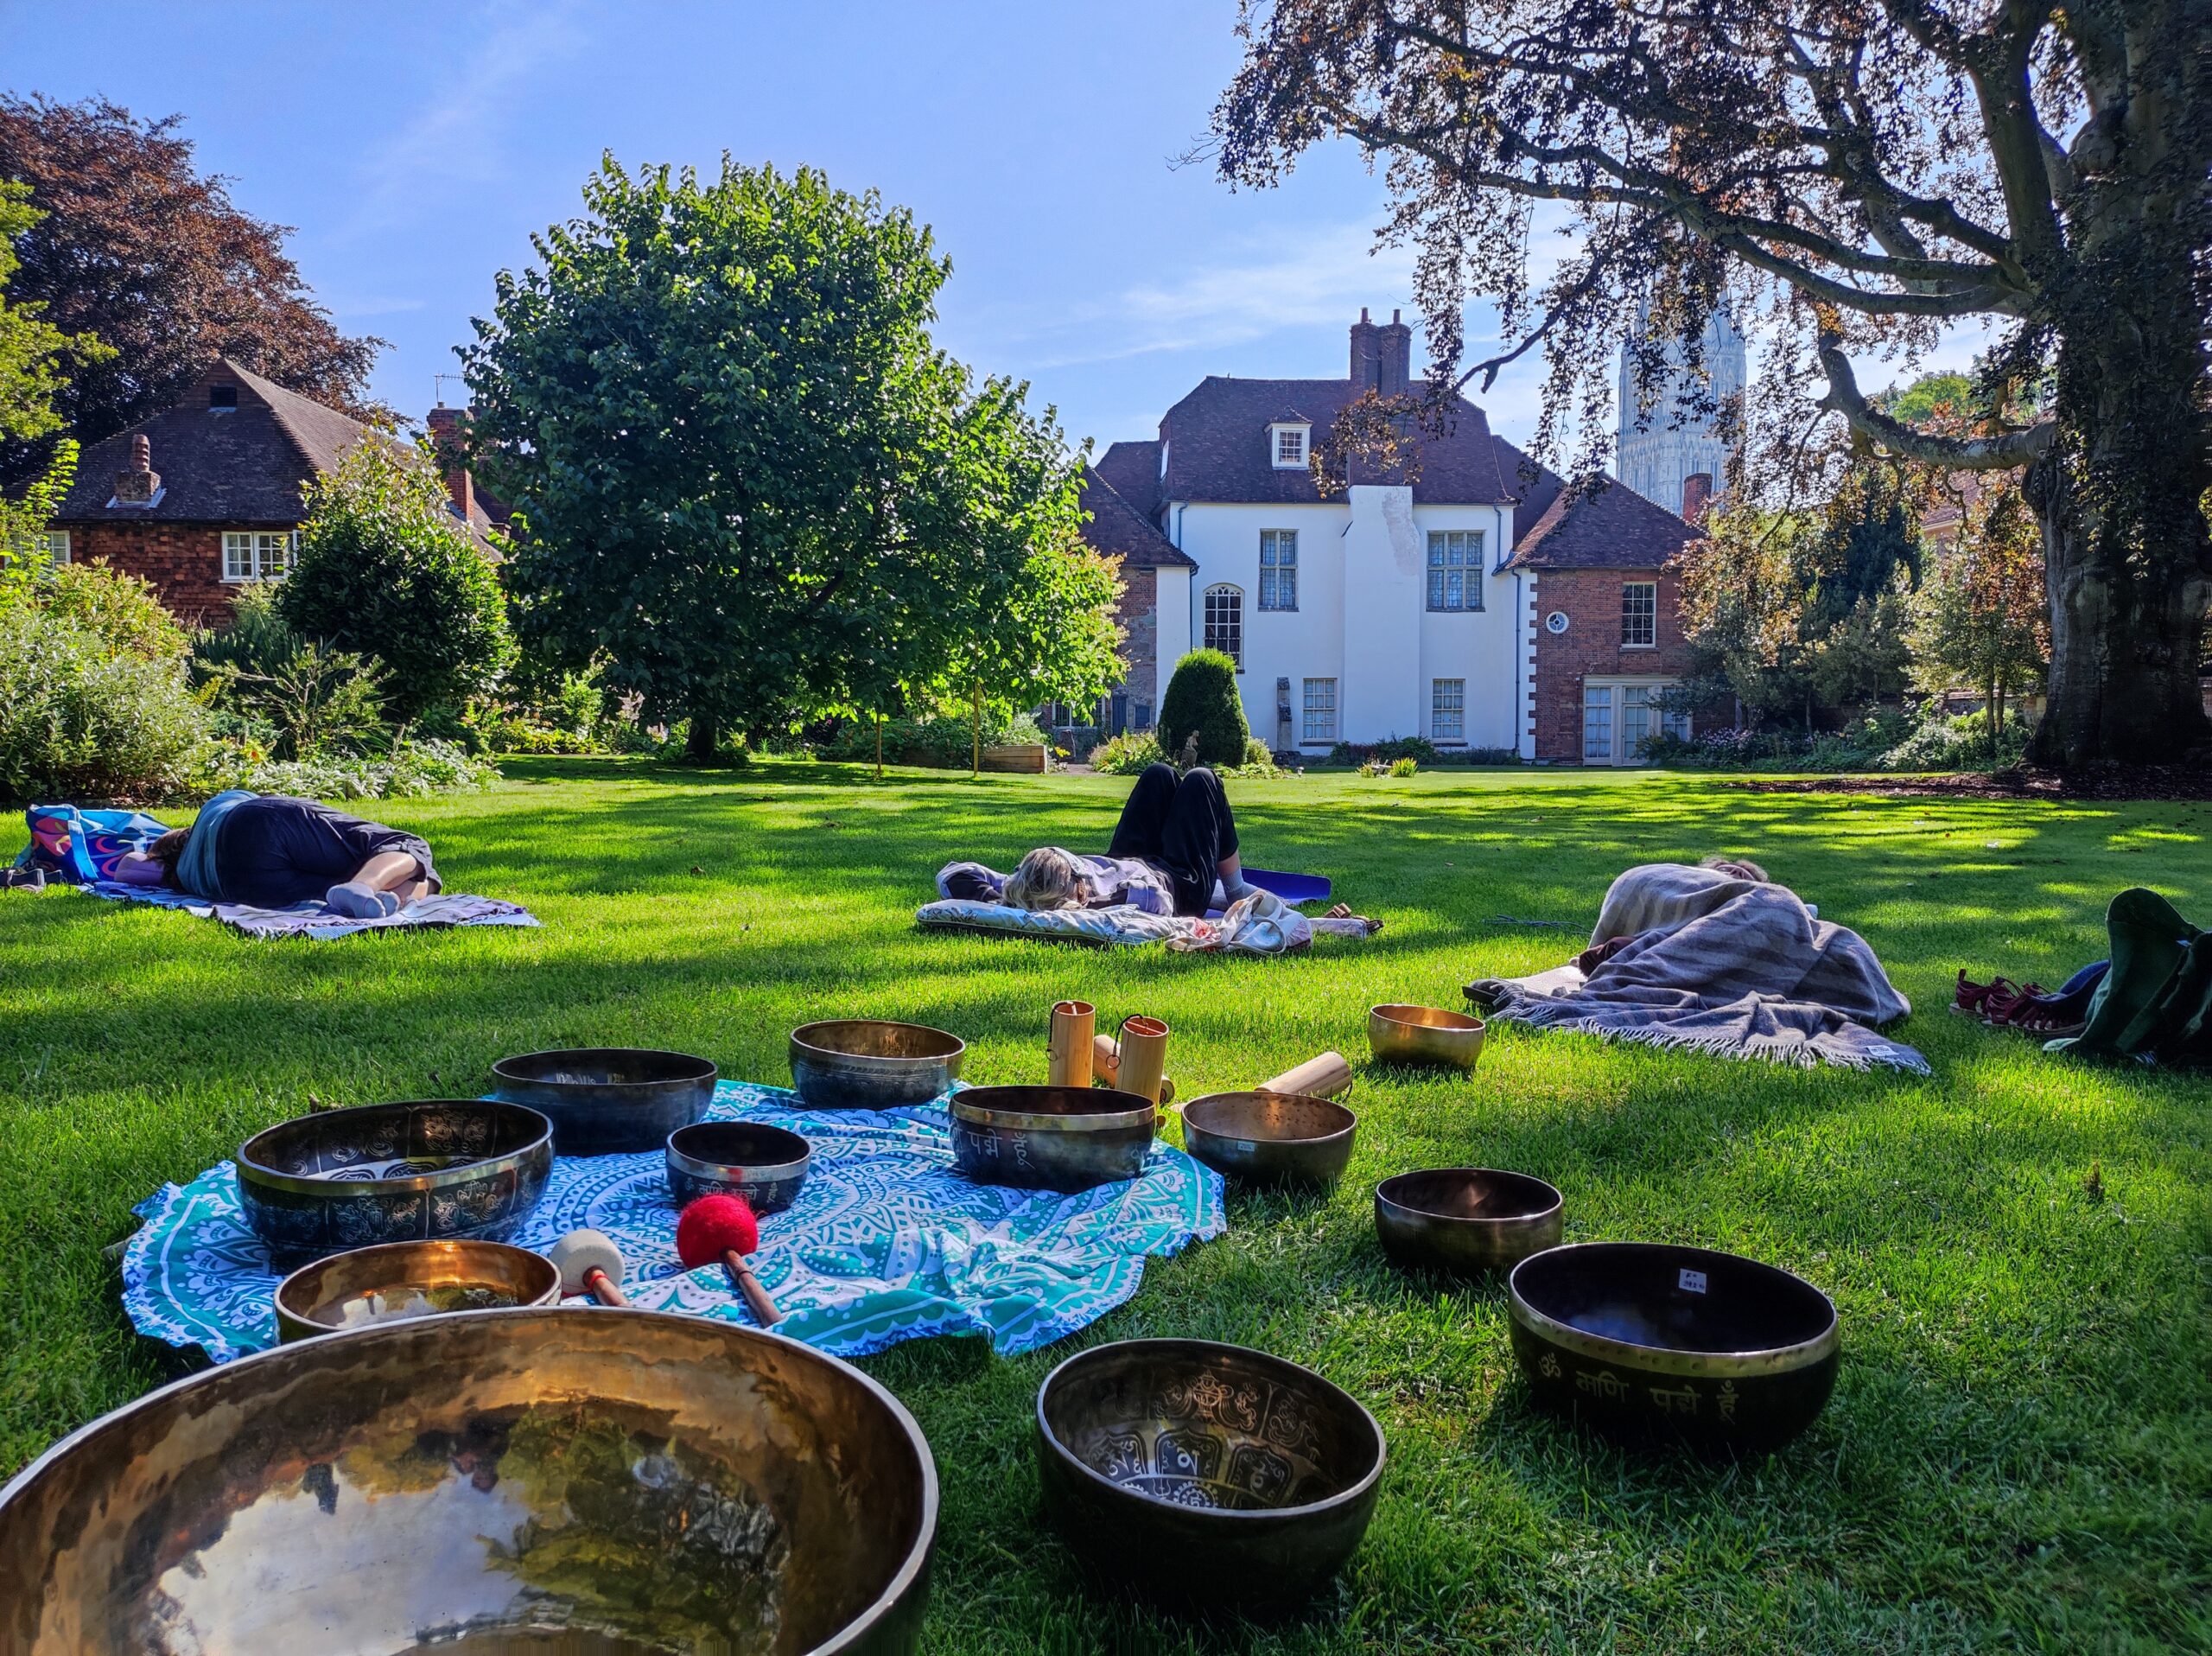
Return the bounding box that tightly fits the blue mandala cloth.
[122,1081,1225,1365]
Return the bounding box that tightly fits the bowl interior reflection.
[1379,1168,1557,1222]
[1514,1244,1834,1355]
[791,1021,964,1061]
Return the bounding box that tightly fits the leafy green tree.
[1157,649,1249,768]
[1909,486,2050,754]
[279,439,515,722]
[2,180,106,570]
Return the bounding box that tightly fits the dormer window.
[209,385,238,411]
[1269,423,1310,468]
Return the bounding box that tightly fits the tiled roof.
[1094,440,1160,519]
[1492,436,1567,550]
[1500,470,1703,571]
[1077,465,1193,569]
[1157,377,1511,505]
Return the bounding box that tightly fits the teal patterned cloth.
[122,1081,1224,1364]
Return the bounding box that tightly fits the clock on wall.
[1545,610,1571,635]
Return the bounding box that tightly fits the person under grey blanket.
[1468,860,1924,1072]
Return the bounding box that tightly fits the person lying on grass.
[113,791,441,917]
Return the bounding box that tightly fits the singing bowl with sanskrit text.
[0,1308,938,1654]
[1367,1003,1486,1068]
[667,1121,813,1214]
[1375,1168,1563,1276]
[273,1239,562,1342]
[1180,1092,1357,1189]
[788,1021,965,1110]
[948,1085,1154,1192]
[1034,1338,1385,1609]
[491,1048,718,1156]
[1509,1242,1840,1455]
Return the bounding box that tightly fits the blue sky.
[6,1,1982,459]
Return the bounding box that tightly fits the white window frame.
[1431,678,1465,742]
[1302,677,1338,743]
[1621,581,1658,647]
[223,530,299,583]
[1269,423,1310,468]
[1426,530,1484,611]
[1582,684,1615,761]
[1203,583,1244,671]
[1258,529,1298,611]
[1583,678,1686,765]
[42,529,71,565]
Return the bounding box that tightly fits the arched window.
[1203,584,1243,670]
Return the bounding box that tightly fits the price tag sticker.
[1678,1268,1709,1295]
[1230,1140,1257,1154]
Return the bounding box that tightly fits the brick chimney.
[1681,471,1713,526]
[113,434,161,506]
[1377,308,1413,398]
[425,405,474,523]
[1349,307,1381,395]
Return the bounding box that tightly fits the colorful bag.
[16,804,172,884]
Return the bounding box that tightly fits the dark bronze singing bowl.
[949,1085,1155,1192]
[273,1239,562,1342]
[0,1308,938,1654]
[667,1121,813,1214]
[1368,1003,1487,1068]
[1180,1092,1357,1189]
[1509,1242,1840,1455]
[492,1048,719,1156]
[788,1021,965,1110]
[1034,1339,1385,1609]
[237,1100,554,1263]
[1375,1168,1564,1276]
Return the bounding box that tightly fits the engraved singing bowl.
[1179,1092,1357,1189]
[1368,1003,1486,1068]
[1509,1242,1840,1456]
[667,1121,813,1214]
[273,1239,562,1343]
[237,1100,554,1263]
[1034,1338,1385,1609]
[0,1308,938,1654]
[788,1021,965,1110]
[491,1048,719,1156]
[948,1085,1155,1193]
[1375,1168,1563,1276]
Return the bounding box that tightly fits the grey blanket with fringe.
[1467,863,1926,1073]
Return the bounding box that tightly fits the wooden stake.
[721,1249,780,1325]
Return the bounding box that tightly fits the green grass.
[3,760,2208,1652]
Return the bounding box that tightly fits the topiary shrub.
[1156,649,1249,768]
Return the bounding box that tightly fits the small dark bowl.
[789,1021,965,1110]
[491,1047,718,1156]
[272,1239,561,1342]
[667,1120,814,1213]
[1035,1338,1385,1610]
[949,1085,1154,1192]
[1180,1092,1357,1189]
[1375,1168,1564,1276]
[237,1100,553,1263]
[1509,1242,1840,1456]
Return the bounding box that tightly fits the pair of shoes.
[1952,970,1998,1015]
[1,867,47,892]
[324,881,401,919]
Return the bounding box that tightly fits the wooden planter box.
[979,743,1048,774]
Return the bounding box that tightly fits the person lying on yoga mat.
[113,791,441,917]
[1003,762,1257,919]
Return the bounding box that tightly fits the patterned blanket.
[84,880,539,938]
[123,1081,1225,1364]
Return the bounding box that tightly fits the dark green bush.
[1325,735,1440,767]
[1156,650,1249,768]
[0,605,208,799]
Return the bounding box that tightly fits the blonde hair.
[1004,847,1084,911]
[1700,855,1770,883]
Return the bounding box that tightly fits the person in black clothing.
[118,793,441,916]
[1105,762,1259,917]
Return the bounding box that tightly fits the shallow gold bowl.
[1368,1003,1486,1068]
[272,1239,562,1343]
[788,1020,965,1110]
[1180,1091,1357,1189]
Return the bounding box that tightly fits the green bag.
[2046,889,2212,1065]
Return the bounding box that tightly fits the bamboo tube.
[1114,1016,1171,1107]
[1048,1000,1096,1087]
[1259,1050,1352,1099]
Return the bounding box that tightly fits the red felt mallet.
[677,1194,781,1326]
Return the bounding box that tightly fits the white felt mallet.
[548,1229,629,1307]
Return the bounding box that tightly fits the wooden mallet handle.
[582,1267,627,1308]
[721,1250,780,1325]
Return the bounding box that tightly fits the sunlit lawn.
[3,759,2206,1651]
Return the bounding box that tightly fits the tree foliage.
[1212,1,2211,767]
[462,157,1116,760]
[0,94,383,476]
[1157,649,1251,768]
[1909,483,2050,748]
[280,439,515,721]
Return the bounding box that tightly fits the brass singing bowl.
[492,1048,719,1156]
[1375,1167,1563,1276]
[273,1239,562,1343]
[0,1308,938,1653]
[237,1099,554,1263]
[1180,1092,1357,1189]
[948,1085,1155,1193]
[667,1120,813,1214]
[1510,1242,1840,1456]
[788,1021,965,1110]
[1034,1338,1385,1609]
[1368,1003,1486,1068]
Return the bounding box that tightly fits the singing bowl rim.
[491,1046,721,1089]
[271,1238,561,1341]
[0,1305,940,1656]
[1034,1337,1387,1524]
[949,1084,1158,1134]
[666,1119,814,1179]
[790,1019,968,1066]
[1375,1166,1563,1227]
[1182,1090,1357,1146]
[237,1099,554,1198]
[1368,1003,1487,1035]
[1509,1241,1840,1379]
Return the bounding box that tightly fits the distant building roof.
[1094,439,1161,519]
[1500,469,1704,571]
[1077,464,1193,569]
[1492,435,1567,550]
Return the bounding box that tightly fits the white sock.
[325,881,385,918]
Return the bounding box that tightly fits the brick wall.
[55,521,291,626]
[1530,565,1697,761]
[1115,565,1158,724]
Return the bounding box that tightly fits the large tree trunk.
[685,710,721,764]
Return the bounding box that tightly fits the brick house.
[1076,462,1195,734]
[44,360,498,624]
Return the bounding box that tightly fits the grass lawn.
[3,759,2207,1652]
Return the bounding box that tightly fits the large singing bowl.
[1035,1339,1385,1610]
[0,1308,938,1654]
[788,1022,965,1110]
[1509,1242,1840,1456]
[1180,1092,1357,1189]
[1375,1168,1563,1276]
[949,1085,1155,1192]
[492,1048,719,1156]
